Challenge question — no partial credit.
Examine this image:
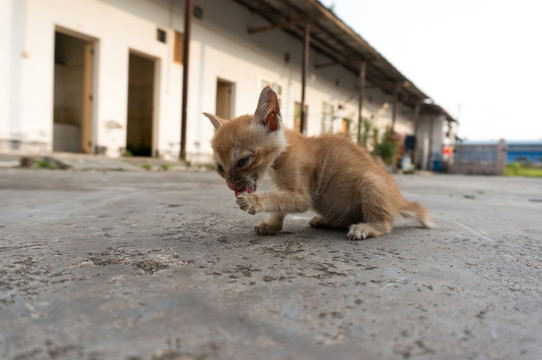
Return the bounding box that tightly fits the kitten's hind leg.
[254,212,285,235]
[347,221,392,241]
[309,214,334,229]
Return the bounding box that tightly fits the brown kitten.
[204,86,433,240]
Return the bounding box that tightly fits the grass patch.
[123,149,133,157]
[504,163,542,178]
[35,159,58,170]
[141,163,152,171]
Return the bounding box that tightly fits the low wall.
[450,139,507,175]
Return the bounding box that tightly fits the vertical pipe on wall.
[180,0,192,160]
[300,23,310,134]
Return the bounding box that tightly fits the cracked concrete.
[1,169,541,359]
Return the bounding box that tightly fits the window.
[157,28,167,43]
[321,102,334,133]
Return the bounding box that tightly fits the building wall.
[2,0,180,157]
[2,0,429,162]
[0,0,24,151]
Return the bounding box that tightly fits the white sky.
[320,0,542,141]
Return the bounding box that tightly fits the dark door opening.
[53,31,93,153]
[126,52,155,157]
[216,79,235,119]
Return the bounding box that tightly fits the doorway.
[53,31,94,153]
[216,79,235,119]
[126,52,156,157]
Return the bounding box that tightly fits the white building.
[1,0,455,169]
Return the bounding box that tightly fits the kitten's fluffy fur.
[204,86,433,240]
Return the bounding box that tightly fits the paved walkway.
[1,169,541,359]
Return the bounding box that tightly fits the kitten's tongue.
[235,188,253,197]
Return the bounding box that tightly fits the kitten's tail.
[400,201,434,229]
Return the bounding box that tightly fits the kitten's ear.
[253,86,281,132]
[203,112,226,130]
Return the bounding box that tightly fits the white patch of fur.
[250,123,287,154]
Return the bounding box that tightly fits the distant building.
[506,141,542,164]
[1,0,455,167]
[449,139,542,175]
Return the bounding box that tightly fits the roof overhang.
[233,0,457,123]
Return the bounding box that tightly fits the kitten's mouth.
[231,182,257,197]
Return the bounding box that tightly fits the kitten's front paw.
[236,193,261,215]
[254,221,281,235]
[347,224,371,240]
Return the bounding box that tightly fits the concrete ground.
[1,168,541,359]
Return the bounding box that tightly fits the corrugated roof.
[233,0,456,122]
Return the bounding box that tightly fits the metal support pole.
[300,23,310,134]
[391,83,399,133]
[357,61,366,145]
[180,0,192,160]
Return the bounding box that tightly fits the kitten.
[204,86,433,240]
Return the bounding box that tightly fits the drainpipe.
[180,0,192,160]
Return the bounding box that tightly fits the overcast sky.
[320,0,542,141]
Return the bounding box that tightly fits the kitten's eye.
[216,164,224,174]
[238,157,250,168]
